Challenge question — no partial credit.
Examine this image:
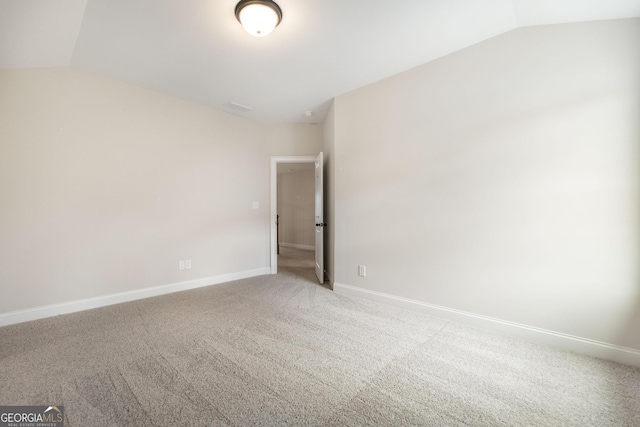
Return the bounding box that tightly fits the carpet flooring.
[0,248,639,426]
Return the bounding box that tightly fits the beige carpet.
[1,249,639,426]
[278,246,316,269]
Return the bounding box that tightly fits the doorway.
[270,154,324,283]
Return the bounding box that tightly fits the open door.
[314,152,324,284]
[270,154,322,276]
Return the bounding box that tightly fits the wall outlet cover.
[358,265,366,277]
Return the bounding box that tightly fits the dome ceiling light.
[235,0,283,37]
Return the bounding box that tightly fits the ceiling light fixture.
[235,0,282,37]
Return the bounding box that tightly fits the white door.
[314,152,324,284]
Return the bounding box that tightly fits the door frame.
[269,155,316,274]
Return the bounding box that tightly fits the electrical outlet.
[185,259,192,269]
[358,265,366,277]
[179,260,185,271]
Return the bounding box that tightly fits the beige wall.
[277,168,315,248]
[333,19,640,351]
[322,102,335,284]
[0,68,321,315]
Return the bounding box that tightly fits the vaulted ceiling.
[1,0,638,123]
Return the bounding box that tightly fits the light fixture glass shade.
[236,1,282,37]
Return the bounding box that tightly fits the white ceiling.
[1,0,639,123]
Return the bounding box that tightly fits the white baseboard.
[0,268,270,328]
[334,282,640,368]
[279,243,314,251]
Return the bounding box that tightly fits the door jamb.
[270,155,316,274]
